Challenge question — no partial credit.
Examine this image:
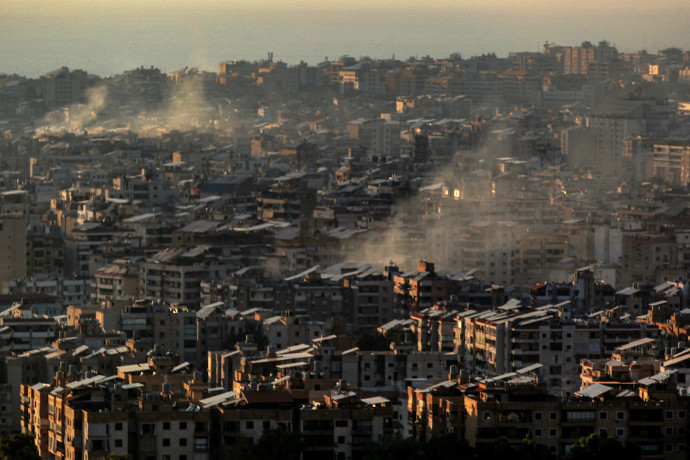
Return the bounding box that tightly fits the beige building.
[0,216,26,290]
[649,141,690,186]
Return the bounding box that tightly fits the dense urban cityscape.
[1,40,690,459]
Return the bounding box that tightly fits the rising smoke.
[35,73,219,137]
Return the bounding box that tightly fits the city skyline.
[2,0,689,76]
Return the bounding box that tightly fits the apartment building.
[0,307,57,353]
[299,391,394,460]
[109,301,198,363]
[107,170,172,208]
[5,276,91,307]
[392,261,457,313]
[64,223,134,278]
[648,140,690,187]
[345,118,402,157]
[24,378,212,460]
[92,259,139,304]
[40,67,91,106]
[409,373,689,459]
[0,215,27,289]
[261,314,332,351]
[460,303,660,396]
[140,246,228,308]
[343,271,394,331]
[586,99,648,174]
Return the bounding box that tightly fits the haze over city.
[3,1,690,459]
[2,0,689,76]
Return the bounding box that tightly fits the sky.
[1,0,689,77]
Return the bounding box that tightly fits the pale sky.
[1,0,689,76]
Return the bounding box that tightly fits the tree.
[421,434,473,460]
[570,431,640,460]
[475,436,515,460]
[362,433,423,460]
[222,435,255,460]
[520,434,556,460]
[222,429,304,460]
[0,434,40,460]
[254,428,304,460]
[356,331,390,351]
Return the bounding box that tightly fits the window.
[616,411,625,420]
[616,428,624,437]
[246,421,254,429]
[335,420,348,427]
[665,444,673,452]
[679,427,686,436]
[566,411,595,423]
[179,422,187,430]
[534,412,542,421]
[115,422,123,431]
[549,428,557,437]
[142,424,155,434]
[666,411,674,419]
[263,421,270,430]
[115,439,123,448]
[599,412,607,420]
[680,411,686,419]
[92,440,105,450]
[666,427,673,436]
[179,438,187,447]
[550,412,557,421]
[163,438,170,447]
[163,422,170,430]
[337,436,345,444]
[534,428,542,437]
[427,363,433,368]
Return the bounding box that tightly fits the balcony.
[511,337,535,344]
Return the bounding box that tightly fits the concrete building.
[460,304,660,396]
[586,99,648,174]
[40,67,91,106]
[92,259,139,304]
[0,216,27,289]
[140,246,228,308]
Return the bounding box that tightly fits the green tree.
[254,428,305,460]
[421,434,473,460]
[520,434,556,460]
[357,332,392,351]
[222,435,255,460]
[475,436,515,460]
[570,431,640,460]
[0,434,40,460]
[362,433,423,460]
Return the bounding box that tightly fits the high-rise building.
[0,216,26,290]
[40,67,90,106]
